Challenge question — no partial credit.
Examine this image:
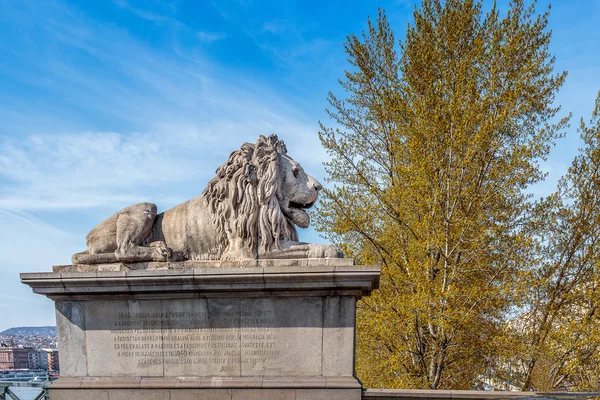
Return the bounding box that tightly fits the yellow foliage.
[509,92,600,391]
[315,0,579,389]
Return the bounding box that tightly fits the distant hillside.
[0,326,56,336]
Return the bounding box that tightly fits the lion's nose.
[312,178,323,191]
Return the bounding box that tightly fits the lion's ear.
[276,140,287,155]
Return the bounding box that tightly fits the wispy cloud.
[112,0,183,26]
[0,0,328,213]
[197,31,228,43]
[262,19,295,36]
[0,118,325,212]
[243,18,337,77]
[0,209,80,330]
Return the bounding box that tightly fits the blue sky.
[0,0,599,331]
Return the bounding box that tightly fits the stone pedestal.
[21,259,380,400]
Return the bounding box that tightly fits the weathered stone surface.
[27,261,380,399]
[84,300,164,377]
[22,264,381,301]
[296,389,362,400]
[49,387,361,400]
[170,390,232,400]
[322,296,356,376]
[54,257,354,273]
[55,301,87,377]
[48,373,363,398]
[49,389,109,400]
[108,389,168,400]
[62,295,357,378]
[80,377,141,388]
[160,299,241,377]
[71,135,341,265]
[83,299,241,377]
[230,389,296,400]
[240,297,323,376]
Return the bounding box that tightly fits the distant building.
[41,348,59,372]
[28,350,44,369]
[0,347,59,371]
[13,348,30,369]
[0,348,14,369]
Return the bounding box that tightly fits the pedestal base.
[49,376,362,400]
[21,260,379,400]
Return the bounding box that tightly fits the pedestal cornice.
[21,259,380,301]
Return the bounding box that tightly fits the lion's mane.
[202,135,298,257]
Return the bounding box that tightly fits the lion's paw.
[307,244,343,258]
[220,251,253,261]
[150,241,172,261]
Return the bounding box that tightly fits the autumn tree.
[505,92,600,391]
[315,0,568,389]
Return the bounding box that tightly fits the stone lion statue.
[72,134,341,264]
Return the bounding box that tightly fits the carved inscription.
[109,308,281,367]
[83,298,324,377]
[241,309,281,364]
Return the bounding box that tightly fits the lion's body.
[153,197,221,260]
[82,197,219,261]
[72,135,340,264]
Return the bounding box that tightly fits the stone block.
[49,377,82,389]
[53,294,363,380]
[83,298,244,377]
[49,389,109,400]
[322,296,356,376]
[201,377,261,388]
[261,376,327,388]
[231,389,295,400]
[160,298,241,377]
[55,301,87,377]
[326,376,362,388]
[296,389,362,400]
[169,389,232,400]
[108,389,168,400]
[53,294,364,379]
[80,377,141,388]
[84,300,164,377]
[240,297,323,376]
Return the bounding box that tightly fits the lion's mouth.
[283,200,315,229]
[289,200,315,210]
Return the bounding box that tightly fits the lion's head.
[203,134,322,257]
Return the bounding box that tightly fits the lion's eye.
[293,169,299,178]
